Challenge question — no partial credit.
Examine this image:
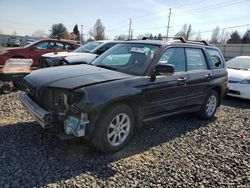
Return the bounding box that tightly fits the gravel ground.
[0,92,249,187]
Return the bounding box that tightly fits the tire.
[92,104,135,153]
[199,90,219,119]
[1,83,13,94]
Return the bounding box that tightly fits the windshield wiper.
[96,64,117,71]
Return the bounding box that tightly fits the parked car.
[0,39,80,71]
[40,40,120,67]
[226,56,250,99]
[20,38,228,153]
[7,36,21,47]
[26,39,36,45]
[61,53,98,66]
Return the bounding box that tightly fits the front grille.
[228,90,240,95]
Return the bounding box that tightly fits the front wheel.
[92,104,135,153]
[199,90,219,119]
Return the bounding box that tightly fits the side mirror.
[155,63,175,75]
[150,64,175,81]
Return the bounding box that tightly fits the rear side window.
[207,48,223,69]
[158,48,186,72]
[186,48,207,71]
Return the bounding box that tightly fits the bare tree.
[227,31,242,44]
[32,30,46,38]
[175,24,194,40]
[115,34,127,41]
[158,33,162,40]
[90,19,105,40]
[195,31,202,41]
[210,26,220,44]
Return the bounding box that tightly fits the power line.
[199,24,250,34]
[173,0,246,16]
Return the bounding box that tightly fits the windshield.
[74,41,103,53]
[92,43,159,76]
[227,57,250,70]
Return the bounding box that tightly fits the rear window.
[206,48,224,69]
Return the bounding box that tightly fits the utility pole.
[131,29,133,40]
[128,18,132,40]
[80,25,83,44]
[166,8,172,39]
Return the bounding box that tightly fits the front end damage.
[20,86,90,138]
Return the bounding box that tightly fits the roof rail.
[141,36,209,45]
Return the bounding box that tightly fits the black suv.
[20,38,228,153]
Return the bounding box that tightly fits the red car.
[0,39,80,71]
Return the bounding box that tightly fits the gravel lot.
[0,92,249,187]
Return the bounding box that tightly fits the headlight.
[0,50,8,56]
[240,79,250,84]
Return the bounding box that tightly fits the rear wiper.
[96,64,117,71]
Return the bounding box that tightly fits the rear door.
[185,47,213,107]
[143,47,189,117]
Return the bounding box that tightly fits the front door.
[143,47,188,118]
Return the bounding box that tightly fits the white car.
[227,56,250,99]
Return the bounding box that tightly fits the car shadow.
[0,114,216,187]
[222,96,250,109]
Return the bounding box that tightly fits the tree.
[50,23,69,39]
[149,33,153,39]
[227,31,242,44]
[158,33,162,40]
[115,34,127,41]
[242,29,250,44]
[32,30,46,38]
[73,25,80,40]
[90,19,105,40]
[195,31,202,41]
[210,26,220,44]
[175,24,194,40]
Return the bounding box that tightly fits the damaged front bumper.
[20,92,53,128]
[20,92,89,138]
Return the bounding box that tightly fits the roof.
[35,38,80,45]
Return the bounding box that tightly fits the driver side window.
[158,48,186,72]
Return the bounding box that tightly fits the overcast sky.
[0,0,249,39]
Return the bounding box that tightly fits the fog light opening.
[64,113,89,137]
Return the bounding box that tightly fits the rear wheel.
[199,90,219,119]
[92,104,135,153]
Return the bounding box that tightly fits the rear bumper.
[20,92,52,128]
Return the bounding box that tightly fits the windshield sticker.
[130,47,146,53]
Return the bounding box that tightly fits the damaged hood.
[24,64,132,89]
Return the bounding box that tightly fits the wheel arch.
[87,96,144,137]
[211,86,222,106]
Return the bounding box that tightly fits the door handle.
[205,73,213,79]
[177,77,187,82]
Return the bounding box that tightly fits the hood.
[64,53,98,64]
[25,64,132,89]
[3,47,22,51]
[227,68,250,81]
[42,52,85,58]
